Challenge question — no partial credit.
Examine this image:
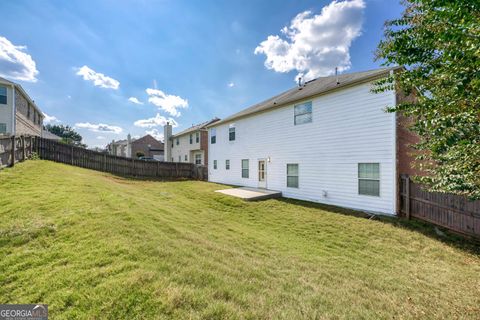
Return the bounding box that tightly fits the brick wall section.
[15,88,42,136]
[131,134,164,158]
[200,130,208,165]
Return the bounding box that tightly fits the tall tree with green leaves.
[45,124,87,148]
[375,0,480,199]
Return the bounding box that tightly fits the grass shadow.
[276,197,480,256]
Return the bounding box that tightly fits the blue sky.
[0,0,403,147]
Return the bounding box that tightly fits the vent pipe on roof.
[297,76,303,90]
[335,67,340,85]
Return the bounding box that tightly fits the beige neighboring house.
[107,134,132,158]
[106,134,164,160]
[0,77,44,137]
[164,118,220,165]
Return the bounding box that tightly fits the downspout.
[391,69,398,215]
[11,84,16,135]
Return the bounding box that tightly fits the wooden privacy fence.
[33,137,207,180]
[400,174,480,238]
[0,135,35,168]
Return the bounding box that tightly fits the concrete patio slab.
[215,187,282,201]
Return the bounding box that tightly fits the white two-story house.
[208,67,416,215]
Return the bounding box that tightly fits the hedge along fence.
[0,135,35,169]
[0,136,207,180]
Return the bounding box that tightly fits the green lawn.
[0,160,479,319]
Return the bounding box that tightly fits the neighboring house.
[207,67,416,215]
[164,118,220,165]
[0,77,44,137]
[41,128,62,141]
[106,134,164,160]
[131,134,164,160]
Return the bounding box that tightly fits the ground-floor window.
[286,164,299,188]
[185,155,188,161]
[241,159,249,178]
[226,159,230,170]
[358,163,380,196]
[178,156,181,162]
[213,160,217,169]
[195,154,201,165]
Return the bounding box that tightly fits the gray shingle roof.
[172,117,221,138]
[209,67,401,127]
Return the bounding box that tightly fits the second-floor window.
[210,128,216,144]
[0,123,6,134]
[27,104,31,118]
[196,132,199,143]
[294,101,312,125]
[176,138,179,145]
[0,86,6,105]
[229,124,235,141]
[190,134,193,144]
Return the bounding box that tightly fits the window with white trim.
[213,160,217,169]
[176,138,179,145]
[178,155,181,162]
[229,124,235,141]
[286,164,299,188]
[196,132,199,143]
[0,123,6,134]
[184,154,188,161]
[294,101,312,125]
[210,128,216,144]
[195,154,201,165]
[225,159,230,170]
[241,159,249,178]
[0,86,6,105]
[358,163,380,196]
[189,134,193,144]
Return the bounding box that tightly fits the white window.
[241,159,249,178]
[189,134,193,144]
[210,128,216,144]
[178,155,181,162]
[213,160,217,169]
[294,101,312,125]
[0,86,6,105]
[195,154,201,165]
[176,138,179,145]
[229,124,235,141]
[0,123,6,134]
[196,132,199,143]
[358,163,380,196]
[287,164,299,188]
[184,154,188,161]
[225,159,230,170]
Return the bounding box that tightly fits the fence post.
[175,163,179,177]
[103,154,107,172]
[10,135,15,167]
[29,136,33,156]
[405,175,411,220]
[71,146,74,165]
[156,161,160,177]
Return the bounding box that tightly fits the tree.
[375,0,480,199]
[45,124,87,148]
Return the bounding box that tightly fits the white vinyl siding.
[209,81,396,214]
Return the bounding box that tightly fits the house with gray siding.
[0,77,44,137]
[207,67,415,215]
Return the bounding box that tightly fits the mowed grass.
[0,161,479,319]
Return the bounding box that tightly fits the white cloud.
[128,97,143,105]
[145,128,164,142]
[228,82,235,88]
[75,122,123,134]
[145,88,188,117]
[76,65,120,89]
[43,113,60,124]
[254,0,365,81]
[0,36,38,82]
[96,136,106,140]
[134,113,178,128]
